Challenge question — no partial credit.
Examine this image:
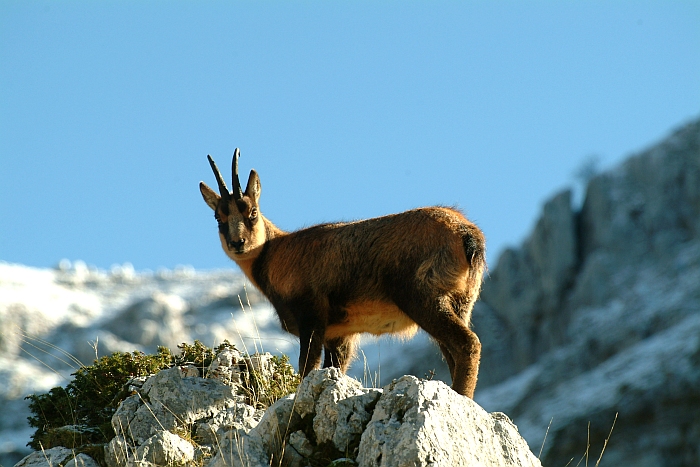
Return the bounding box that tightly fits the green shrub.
[244,354,302,409]
[175,339,235,372]
[26,346,174,450]
[25,340,301,461]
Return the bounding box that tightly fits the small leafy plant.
[25,340,301,464]
[26,347,174,450]
[243,354,302,409]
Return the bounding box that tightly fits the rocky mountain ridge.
[472,116,700,465]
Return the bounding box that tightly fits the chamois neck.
[233,216,285,291]
[263,215,287,240]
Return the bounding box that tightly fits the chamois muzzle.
[228,238,246,253]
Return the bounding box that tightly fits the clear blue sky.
[1,1,699,271]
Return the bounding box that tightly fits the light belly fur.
[325,300,419,340]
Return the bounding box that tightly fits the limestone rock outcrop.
[15,366,542,467]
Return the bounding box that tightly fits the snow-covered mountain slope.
[0,260,434,465]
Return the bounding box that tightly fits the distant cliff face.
[474,117,700,466]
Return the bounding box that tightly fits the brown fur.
[200,151,486,398]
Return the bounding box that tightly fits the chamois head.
[199,149,265,261]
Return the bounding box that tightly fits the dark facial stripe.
[218,220,230,240]
[236,198,249,213]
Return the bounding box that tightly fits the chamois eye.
[250,208,258,220]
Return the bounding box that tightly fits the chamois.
[199,149,486,397]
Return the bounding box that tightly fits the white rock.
[177,364,200,378]
[104,435,131,467]
[206,347,243,385]
[134,431,194,467]
[357,376,541,467]
[207,395,299,467]
[12,447,73,467]
[288,430,314,457]
[139,366,239,425]
[64,453,100,467]
[195,401,264,445]
[295,368,382,453]
[243,353,274,378]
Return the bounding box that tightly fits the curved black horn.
[207,155,230,201]
[231,148,244,200]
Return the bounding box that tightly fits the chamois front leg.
[298,321,325,378]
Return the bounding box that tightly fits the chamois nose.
[229,238,245,251]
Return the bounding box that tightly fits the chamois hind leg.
[450,327,481,398]
[397,294,481,398]
[323,334,359,373]
[437,342,456,382]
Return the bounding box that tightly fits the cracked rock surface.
[16,366,541,467]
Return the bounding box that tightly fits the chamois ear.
[245,170,261,203]
[199,182,220,211]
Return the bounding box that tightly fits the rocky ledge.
[15,360,541,467]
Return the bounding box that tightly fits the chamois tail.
[461,224,487,287]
